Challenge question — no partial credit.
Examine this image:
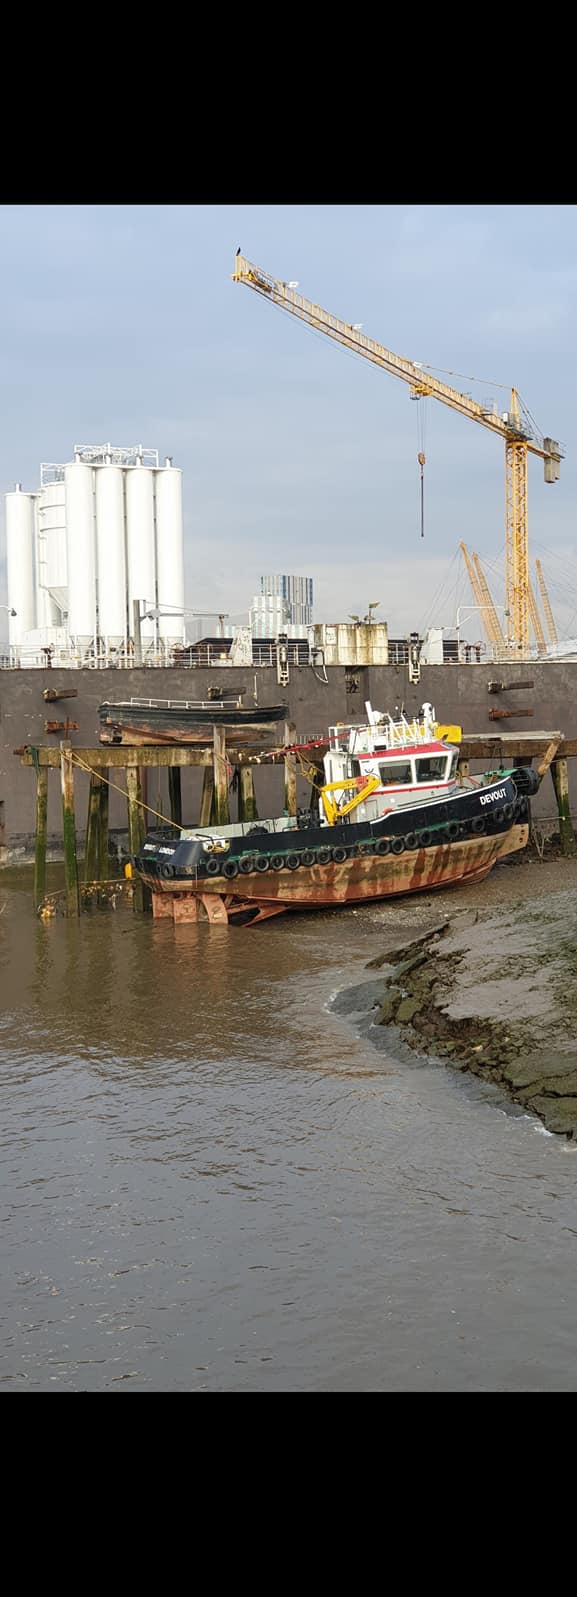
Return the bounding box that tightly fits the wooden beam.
[199,767,215,826]
[60,740,79,916]
[126,767,146,911]
[551,758,577,857]
[84,772,103,884]
[536,737,561,779]
[34,768,48,908]
[98,770,109,882]
[284,720,297,818]
[239,765,259,822]
[459,734,566,760]
[168,767,183,827]
[19,730,577,771]
[17,745,266,769]
[213,724,230,826]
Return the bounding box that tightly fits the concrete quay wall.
[2,661,576,864]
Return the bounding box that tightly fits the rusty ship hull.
[140,826,528,925]
[98,700,287,747]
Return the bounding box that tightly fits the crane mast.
[233,253,563,660]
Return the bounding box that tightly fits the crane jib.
[233,252,563,659]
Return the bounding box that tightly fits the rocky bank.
[340,883,577,1138]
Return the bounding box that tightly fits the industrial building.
[250,574,314,639]
[5,443,185,667]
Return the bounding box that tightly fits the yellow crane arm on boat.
[435,723,462,744]
[320,775,381,827]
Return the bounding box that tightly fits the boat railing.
[124,696,244,712]
[329,713,436,753]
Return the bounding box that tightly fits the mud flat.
[336,857,577,1139]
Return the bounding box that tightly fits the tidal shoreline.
[334,856,577,1139]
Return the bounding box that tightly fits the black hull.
[99,702,286,729]
[135,770,537,887]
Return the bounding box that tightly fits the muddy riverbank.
[4,853,577,1390]
[333,856,577,1139]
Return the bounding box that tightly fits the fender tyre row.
[194,805,524,879]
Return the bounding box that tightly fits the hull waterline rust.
[141,826,529,925]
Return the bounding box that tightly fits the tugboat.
[133,703,539,925]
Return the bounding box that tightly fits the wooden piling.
[60,740,79,916]
[98,770,109,882]
[284,720,297,818]
[239,765,258,822]
[84,773,102,885]
[199,767,215,826]
[213,725,230,826]
[551,757,577,856]
[168,767,183,828]
[34,768,48,908]
[126,767,146,911]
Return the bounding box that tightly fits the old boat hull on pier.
[140,826,529,925]
[98,699,287,746]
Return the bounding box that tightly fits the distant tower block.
[251,573,314,638]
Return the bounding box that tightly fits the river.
[2,864,577,1392]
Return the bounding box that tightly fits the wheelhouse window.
[378,761,412,786]
[415,756,449,782]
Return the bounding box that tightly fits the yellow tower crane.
[535,557,559,646]
[233,253,563,660]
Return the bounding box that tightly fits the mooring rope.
[67,752,180,830]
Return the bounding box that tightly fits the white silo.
[125,460,156,642]
[6,485,36,648]
[95,464,126,646]
[38,480,67,615]
[64,462,96,644]
[155,460,185,642]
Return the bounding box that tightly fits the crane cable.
[416,392,427,539]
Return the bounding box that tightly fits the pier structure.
[18,721,301,915]
[16,726,577,915]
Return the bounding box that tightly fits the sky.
[1,202,577,645]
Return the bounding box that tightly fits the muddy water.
[2,862,577,1392]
